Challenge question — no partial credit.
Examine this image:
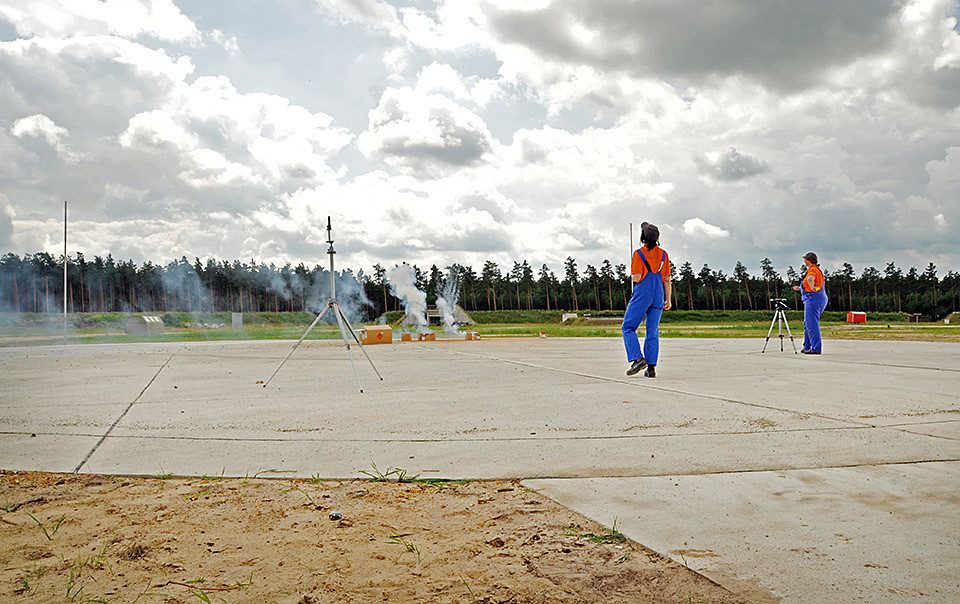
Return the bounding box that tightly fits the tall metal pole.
[63,200,67,344]
[327,216,336,301]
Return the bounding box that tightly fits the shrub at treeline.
[1,251,958,320]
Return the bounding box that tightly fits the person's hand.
[792,285,801,291]
[665,298,672,310]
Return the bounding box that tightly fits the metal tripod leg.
[334,303,383,381]
[762,311,779,353]
[782,310,798,353]
[762,309,798,354]
[263,303,331,387]
[331,302,365,392]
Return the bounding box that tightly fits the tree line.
[1,251,958,320]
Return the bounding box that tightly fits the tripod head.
[770,298,788,311]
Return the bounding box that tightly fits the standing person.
[622,222,672,377]
[793,251,828,354]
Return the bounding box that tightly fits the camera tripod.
[762,298,798,353]
[263,216,383,392]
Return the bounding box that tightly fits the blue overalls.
[621,249,665,365]
[802,285,828,354]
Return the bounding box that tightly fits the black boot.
[644,365,656,378]
[626,358,647,376]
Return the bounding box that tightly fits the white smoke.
[435,267,461,334]
[386,263,427,329]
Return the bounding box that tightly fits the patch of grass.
[281,483,318,506]
[567,518,627,544]
[76,545,110,571]
[182,488,210,501]
[387,532,422,564]
[359,462,420,483]
[248,468,296,479]
[459,573,479,603]
[27,512,66,540]
[200,468,227,481]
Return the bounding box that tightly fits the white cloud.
[1,0,959,276]
[209,29,239,54]
[121,75,354,189]
[358,84,493,176]
[925,145,960,198]
[683,218,731,239]
[0,0,201,43]
[11,113,83,164]
[694,147,771,181]
[314,0,399,29]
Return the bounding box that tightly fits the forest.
[1,251,958,321]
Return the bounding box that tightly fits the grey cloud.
[434,227,514,253]
[453,193,511,223]
[520,138,547,164]
[351,226,514,261]
[0,197,12,250]
[374,106,492,175]
[488,0,903,90]
[695,147,771,181]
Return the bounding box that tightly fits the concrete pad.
[1,336,958,603]
[0,434,102,473]
[526,461,960,604]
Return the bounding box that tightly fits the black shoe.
[626,358,647,376]
[644,365,656,378]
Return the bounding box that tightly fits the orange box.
[401,333,412,342]
[465,332,480,340]
[846,312,866,323]
[359,325,392,345]
[417,332,436,341]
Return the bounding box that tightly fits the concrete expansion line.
[810,358,960,373]
[72,350,179,474]
[520,458,960,481]
[4,423,905,444]
[432,347,941,438]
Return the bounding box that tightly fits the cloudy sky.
[1,0,959,279]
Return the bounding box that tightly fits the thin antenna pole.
[63,200,67,344]
[327,216,336,301]
[629,222,633,256]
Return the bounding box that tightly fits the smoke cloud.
[435,267,462,334]
[386,263,427,329]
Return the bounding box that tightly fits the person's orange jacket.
[802,264,824,292]
[631,246,671,284]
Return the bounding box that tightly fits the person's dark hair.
[804,251,819,266]
[640,222,660,249]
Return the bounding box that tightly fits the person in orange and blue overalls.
[622,222,672,377]
[793,251,828,354]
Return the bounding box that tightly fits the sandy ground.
[0,471,751,603]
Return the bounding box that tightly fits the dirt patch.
[0,471,751,603]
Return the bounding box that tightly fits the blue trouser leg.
[803,291,827,353]
[622,274,664,362]
[643,306,663,365]
[622,286,646,362]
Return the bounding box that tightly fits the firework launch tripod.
[263,216,383,392]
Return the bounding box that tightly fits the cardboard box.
[401,333,412,342]
[417,332,436,341]
[846,312,866,323]
[359,325,392,345]
[465,332,480,340]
